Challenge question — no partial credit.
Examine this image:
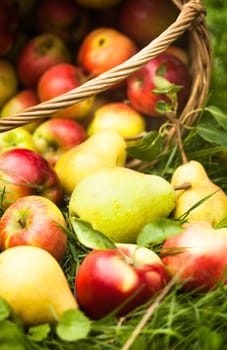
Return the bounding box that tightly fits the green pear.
[171,160,227,225]
[0,246,78,325]
[69,166,176,243]
[55,129,127,195]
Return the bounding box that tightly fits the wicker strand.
[0,0,211,132]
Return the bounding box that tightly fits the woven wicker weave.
[0,0,212,135]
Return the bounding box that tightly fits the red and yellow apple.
[88,102,146,138]
[33,118,87,166]
[17,33,71,88]
[0,127,37,153]
[162,221,227,292]
[0,148,63,210]
[38,63,95,119]
[75,243,170,319]
[77,27,138,86]
[126,52,191,117]
[0,195,67,261]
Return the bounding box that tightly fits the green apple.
[69,166,176,243]
[55,129,127,195]
[0,127,37,152]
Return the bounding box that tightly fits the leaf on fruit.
[0,298,11,321]
[155,100,173,114]
[27,323,51,342]
[152,76,183,95]
[70,217,116,250]
[56,309,91,342]
[137,218,183,246]
[126,131,163,161]
[156,62,166,77]
[205,105,227,131]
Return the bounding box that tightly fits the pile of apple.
[0,0,224,329]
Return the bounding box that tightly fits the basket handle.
[0,0,208,132]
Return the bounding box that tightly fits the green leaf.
[137,218,183,246]
[70,217,116,250]
[27,323,51,342]
[0,320,26,350]
[197,325,223,350]
[56,309,91,342]
[152,76,183,95]
[155,100,173,114]
[0,298,11,321]
[205,105,227,130]
[155,62,166,77]
[196,121,227,146]
[127,131,163,161]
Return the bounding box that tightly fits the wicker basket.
[0,0,212,143]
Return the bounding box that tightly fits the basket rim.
[0,0,212,132]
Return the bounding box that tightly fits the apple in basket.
[119,0,179,47]
[75,243,170,319]
[0,195,67,261]
[1,89,41,132]
[33,118,87,166]
[0,59,18,108]
[0,0,19,56]
[126,51,191,117]
[16,32,71,88]
[0,148,63,210]
[37,62,95,120]
[36,0,90,44]
[77,27,138,88]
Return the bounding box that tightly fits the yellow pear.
[0,246,78,325]
[55,129,127,194]
[171,160,227,225]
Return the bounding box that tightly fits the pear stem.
[173,181,192,190]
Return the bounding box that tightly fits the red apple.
[37,63,95,119]
[161,221,227,292]
[33,118,87,166]
[126,52,191,117]
[77,27,138,82]
[0,59,18,108]
[17,33,71,88]
[0,148,63,210]
[119,0,179,47]
[0,0,19,56]
[165,46,189,66]
[0,195,67,261]
[36,0,90,45]
[1,89,41,132]
[77,0,122,9]
[75,243,170,319]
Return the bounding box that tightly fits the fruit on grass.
[0,245,78,325]
[77,0,122,9]
[69,166,176,243]
[0,127,36,152]
[0,195,67,261]
[33,118,87,166]
[1,89,41,132]
[77,27,138,82]
[17,33,71,88]
[87,102,146,138]
[36,0,89,44]
[162,221,227,291]
[38,63,94,119]
[171,160,227,225]
[119,0,179,47]
[75,243,170,319]
[0,148,62,210]
[0,0,19,56]
[55,129,127,195]
[126,52,191,117]
[0,59,18,108]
